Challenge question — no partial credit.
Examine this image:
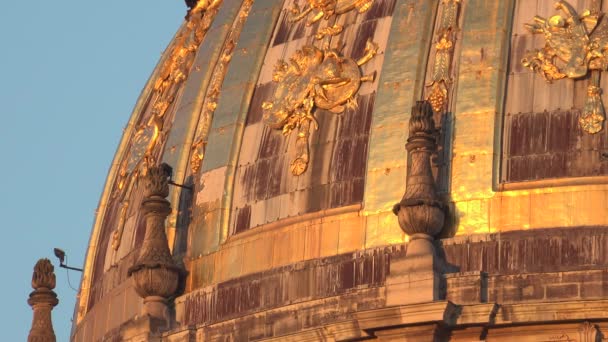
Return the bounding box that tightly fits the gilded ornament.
[314,24,344,40]
[522,0,607,133]
[127,120,161,173]
[425,0,460,113]
[109,1,222,250]
[289,0,373,39]
[190,140,206,174]
[111,202,129,251]
[582,72,605,133]
[117,0,218,185]
[186,0,222,12]
[189,0,253,174]
[263,42,378,175]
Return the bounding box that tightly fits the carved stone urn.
[387,101,446,305]
[128,164,184,322]
[393,100,445,255]
[27,259,59,342]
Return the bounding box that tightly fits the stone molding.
[355,301,459,330]
[172,298,608,341]
[76,227,608,341]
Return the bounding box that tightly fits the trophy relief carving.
[263,42,378,175]
[522,0,608,133]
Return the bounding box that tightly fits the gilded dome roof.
[71,0,608,340]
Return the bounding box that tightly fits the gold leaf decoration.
[263,42,377,175]
[110,1,222,250]
[290,0,373,27]
[425,0,460,114]
[189,0,254,174]
[522,0,607,133]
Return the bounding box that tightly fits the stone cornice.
[493,299,608,325]
[212,299,608,341]
[355,301,459,331]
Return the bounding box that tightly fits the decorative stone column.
[387,100,446,306]
[128,164,184,324]
[27,259,59,342]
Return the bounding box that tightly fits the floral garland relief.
[425,0,460,114]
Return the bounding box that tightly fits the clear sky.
[0,1,185,340]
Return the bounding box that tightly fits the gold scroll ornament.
[111,0,222,250]
[290,0,373,39]
[426,0,460,113]
[522,0,607,134]
[263,42,378,175]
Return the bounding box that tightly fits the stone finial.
[408,100,436,135]
[128,164,184,324]
[32,259,56,290]
[393,100,445,239]
[142,163,171,199]
[386,101,446,306]
[28,259,59,342]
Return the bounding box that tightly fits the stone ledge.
[193,299,608,341]
[494,299,608,325]
[174,228,608,331]
[355,301,458,330]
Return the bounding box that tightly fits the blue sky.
[0,1,184,340]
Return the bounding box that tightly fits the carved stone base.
[401,235,439,266]
[119,315,165,342]
[386,268,442,306]
[143,296,170,323]
[386,235,443,306]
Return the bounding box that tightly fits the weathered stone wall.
[445,226,608,305]
[163,227,608,340]
[442,226,608,274]
[178,245,400,327]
